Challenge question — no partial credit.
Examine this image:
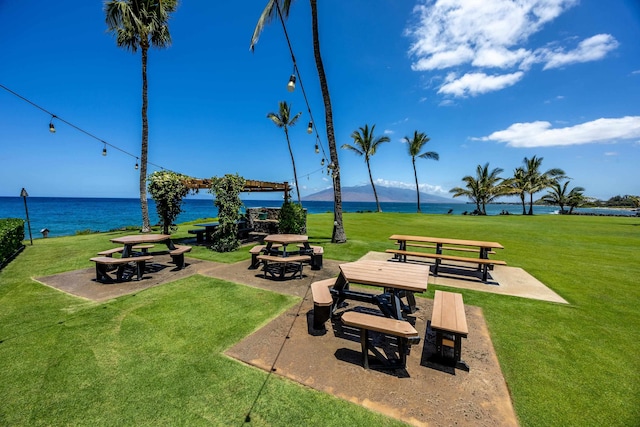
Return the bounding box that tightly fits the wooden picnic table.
[331,260,429,320]
[389,234,503,260]
[263,234,310,257]
[110,234,176,258]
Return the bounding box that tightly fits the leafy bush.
[278,201,306,234]
[0,218,25,267]
[210,174,245,252]
[148,171,190,234]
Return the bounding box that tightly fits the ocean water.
[0,197,634,238]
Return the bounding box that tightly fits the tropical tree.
[250,0,346,243]
[521,155,565,215]
[450,163,509,215]
[105,0,177,232]
[566,185,587,214]
[267,101,303,204]
[404,131,439,213]
[342,124,390,213]
[510,167,529,215]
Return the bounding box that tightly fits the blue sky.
[1,0,639,201]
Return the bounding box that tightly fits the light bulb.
[307,121,313,134]
[102,147,107,156]
[315,144,319,154]
[49,122,55,133]
[287,74,296,92]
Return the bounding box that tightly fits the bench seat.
[256,254,311,280]
[311,278,336,329]
[298,244,324,270]
[188,228,207,243]
[169,245,192,269]
[430,290,469,371]
[97,247,124,257]
[90,255,153,283]
[132,244,154,254]
[341,311,420,370]
[385,249,506,282]
[404,243,495,254]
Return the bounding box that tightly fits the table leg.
[122,244,133,258]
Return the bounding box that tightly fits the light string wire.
[0,83,172,172]
[273,1,330,166]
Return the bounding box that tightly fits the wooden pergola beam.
[184,178,290,199]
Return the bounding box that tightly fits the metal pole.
[20,188,33,245]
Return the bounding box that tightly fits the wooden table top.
[431,290,468,335]
[264,234,309,245]
[338,260,428,293]
[389,234,504,249]
[194,222,219,228]
[110,234,171,245]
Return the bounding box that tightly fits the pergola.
[183,178,290,200]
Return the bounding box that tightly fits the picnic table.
[256,234,312,279]
[387,234,506,282]
[330,260,429,320]
[110,234,176,257]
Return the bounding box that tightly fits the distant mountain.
[303,185,461,203]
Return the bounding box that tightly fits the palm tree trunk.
[413,157,421,213]
[310,0,346,242]
[140,44,151,232]
[528,192,534,215]
[366,159,381,212]
[284,127,301,204]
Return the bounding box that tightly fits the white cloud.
[384,129,394,135]
[375,179,449,195]
[406,0,618,97]
[438,71,524,97]
[478,116,640,147]
[542,34,619,69]
[604,151,618,156]
[632,70,640,75]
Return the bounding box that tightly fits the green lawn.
[1,213,638,426]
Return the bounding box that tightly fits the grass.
[1,213,639,425]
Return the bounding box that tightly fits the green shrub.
[210,174,245,252]
[278,201,306,234]
[148,171,190,235]
[0,218,25,267]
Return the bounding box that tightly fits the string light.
[321,158,325,166]
[272,1,332,165]
[135,158,139,170]
[307,121,313,134]
[287,74,296,92]
[0,84,172,172]
[314,143,319,154]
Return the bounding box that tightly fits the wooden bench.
[169,245,192,269]
[405,243,495,255]
[298,245,324,270]
[310,278,336,329]
[256,254,311,279]
[341,311,420,370]
[90,255,153,283]
[132,244,154,254]
[430,290,469,371]
[188,228,207,243]
[249,244,281,269]
[385,249,506,282]
[97,247,124,257]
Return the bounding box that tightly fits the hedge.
[0,218,25,267]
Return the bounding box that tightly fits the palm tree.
[342,124,389,212]
[250,0,346,243]
[450,163,508,215]
[522,156,565,215]
[510,167,529,215]
[566,185,587,214]
[105,0,177,232]
[267,101,303,204]
[404,131,439,213]
[541,180,571,213]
